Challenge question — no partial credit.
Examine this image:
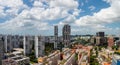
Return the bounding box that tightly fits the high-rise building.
[96,32,107,46]
[0,35,4,65]
[96,32,105,37]
[12,35,20,48]
[4,35,13,53]
[23,36,34,55]
[35,36,45,58]
[62,24,71,47]
[54,25,58,49]
[19,36,24,48]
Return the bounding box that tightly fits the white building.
[4,35,13,53]
[35,36,45,58]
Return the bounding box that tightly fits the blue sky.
[0,0,120,36]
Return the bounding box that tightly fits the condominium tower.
[62,24,71,47]
[54,25,58,49]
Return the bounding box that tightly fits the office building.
[54,25,58,49]
[35,36,45,58]
[62,24,71,47]
[23,36,34,55]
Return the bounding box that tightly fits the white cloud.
[76,0,120,26]
[50,0,78,9]
[0,0,28,18]
[0,0,119,35]
[0,6,6,17]
[89,5,95,11]
[0,0,80,35]
[74,0,120,35]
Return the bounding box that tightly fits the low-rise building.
[2,52,30,65]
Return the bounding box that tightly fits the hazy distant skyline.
[0,0,120,36]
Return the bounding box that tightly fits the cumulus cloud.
[0,0,28,17]
[77,0,120,24]
[75,0,120,34]
[0,0,79,35]
[0,0,120,35]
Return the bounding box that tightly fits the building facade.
[0,35,4,65]
[12,35,20,48]
[35,36,45,58]
[54,25,58,49]
[4,35,13,53]
[108,36,114,47]
[96,32,105,37]
[62,24,71,47]
[24,36,34,55]
[96,32,107,46]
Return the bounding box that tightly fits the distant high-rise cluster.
[62,24,71,47]
[53,24,71,49]
[0,24,72,65]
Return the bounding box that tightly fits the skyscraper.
[62,24,71,47]
[54,25,58,49]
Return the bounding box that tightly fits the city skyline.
[0,0,120,36]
